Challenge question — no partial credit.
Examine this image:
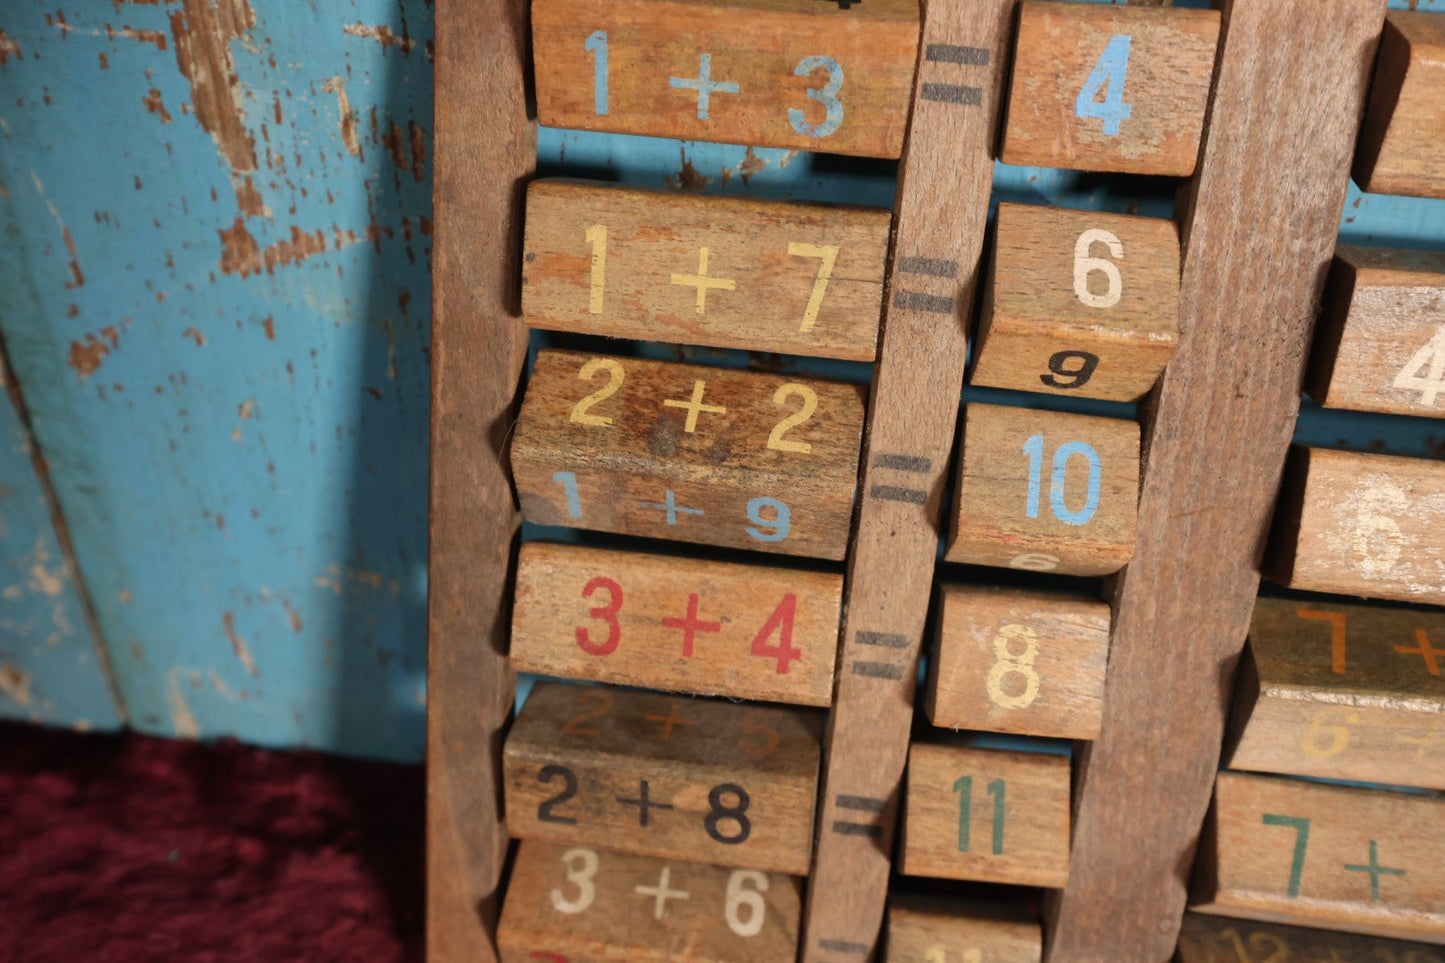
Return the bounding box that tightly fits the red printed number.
[751,594,802,674]
[575,577,623,655]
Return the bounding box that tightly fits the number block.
[522,180,890,361]
[899,742,1070,888]
[944,403,1140,576]
[511,542,842,707]
[999,1,1220,176]
[970,203,1180,402]
[1305,246,1445,417]
[503,682,823,874]
[1353,11,1445,199]
[1266,447,1445,605]
[1177,912,1445,963]
[925,584,1110,740]
[1192,771,1445,943]
[497,839,802,963]
[511,350,866,560]
[886,896,1041,963]
[531,0,919,158]
[1226,597,1445,792]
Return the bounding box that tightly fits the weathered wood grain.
[510,542,842,706]
[1000,1,1220,176]
[925,584,1110,740]
[1045,1,1387,959]
[886,895,1042,963]
[496,839,802,963]
[1353,11,1445,200]
[945,403,1140,577]
[800,0,1014,957]
[1266,447,1445,606]
[1305,247,1445,418]
[1226,597,1445,791]
[1176,911,1445,962]
[1192,771,1445,943]
[522,180,890,361]
[503,682,823,875]
[900,742,1071,888]
[532,0,920,158]
[971,202,1180,402]
[510,350,865,560]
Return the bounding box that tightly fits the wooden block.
[521,180,890,362]
[531,0,919,158]
[925,585,1110,741]
[886,895,1041,963]
[970,203,1180,402]
[999,1,1220,176]
[1176,911,1445,962]
[1305,247,1445,418]
[900,742,1070,888]
[1267,447,1445,606]
[503,682,823,875]
[510,542,842,707]
[496,839,802,963]
[944,403,1139,577]
[1353,11,1445,199]
[1226,597,1445,792]
[1192,770,1445,943]
[510,350,865,561]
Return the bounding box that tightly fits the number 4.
[1393,327,1445,407]
[1075,33,1133,136]
[751,594,801,674]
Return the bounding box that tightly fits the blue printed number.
[1074,33,1132,136]
[1022,435,1101,526]
[746,497,791,542]
[584,30,609,115]
[789,56,844,138]
[553,470,583,519]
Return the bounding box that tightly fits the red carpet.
[0,722,423,962]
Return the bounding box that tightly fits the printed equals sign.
[831,793,886,838]
[921,43,988,106]
[869,451,930,505]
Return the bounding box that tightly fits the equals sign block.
[869,451,932,507]
[919,42,990,107]
[830,792,888,839]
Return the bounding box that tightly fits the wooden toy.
[1176,912,1445,962]
[1353,10,1445,199]
[885,896,1041,963]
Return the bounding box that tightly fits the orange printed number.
[751,594,802,674]
[739,711,780,760]
[575,577,623,655]
[562,689,614,738]
[1296,607,1347,674]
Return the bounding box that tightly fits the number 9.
[1040,350,1099,390]
[746,497,791,542]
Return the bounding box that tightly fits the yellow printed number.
[768,383,818,453]
[570,358,625,426]
[1301,706,1359,759]
[986,623,1040,709]
[787,242,840,333]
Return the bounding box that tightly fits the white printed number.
[551,847,599,915]
[724,870,769,937]
[1073,228,1124,308]
[1393,327,1445,407]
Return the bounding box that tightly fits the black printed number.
[704,783,752,845]
[1040,350,1099,390]
[537,764,579,825]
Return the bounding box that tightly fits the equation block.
[1267,447,1445,605]
[1000,1,1220,176]
[497,839,802,963]
[1305,247,1445,418]
[971,203,1179,402]
[532,0,919,158]
[899,742,1070,888]
[886,896,1041,963]
[1193,770,1445,943]
[1354,11,1445,199]
[1226,597,1445,791]
[925,585,1110,740]
[944,403,1140,576]
[1177,912,1445,963]
[522,180,890,361]
[511,542,842,707]
[504,682,823,874]
[511,350,866,560]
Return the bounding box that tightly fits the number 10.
[1023,434,1101,526]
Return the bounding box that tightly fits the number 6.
[1073,229,1124,308]
[724,870,769,937]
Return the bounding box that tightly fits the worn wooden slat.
[1353,10,1445,200]
[1044,1,1388,959]
[886,896,1041,963]
[1176,911,1445,961]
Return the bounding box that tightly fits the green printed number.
[1075,33,1132,135]
[953,775,1006,855]
[1262,813,1311,899]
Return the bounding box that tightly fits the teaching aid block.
[944,403,1140,576]
[899,742,1070,888]
[1353,11,1445,199]
[510,350,865,561]
[504,682,823,875]
[531,0,919,158]
[1176,912,1445,963]
[999,1,1220,176]
[1267,447,1445,606]
[497,839,802,963]
[971,203,1179,402]
[925,585,1110,740]
[1305,247,1445,418]
[510,542,842,707]
[522,180,890,362]
[1226,597,1445,792]
[1193,771,1445,943]
[885,896,1041,963]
